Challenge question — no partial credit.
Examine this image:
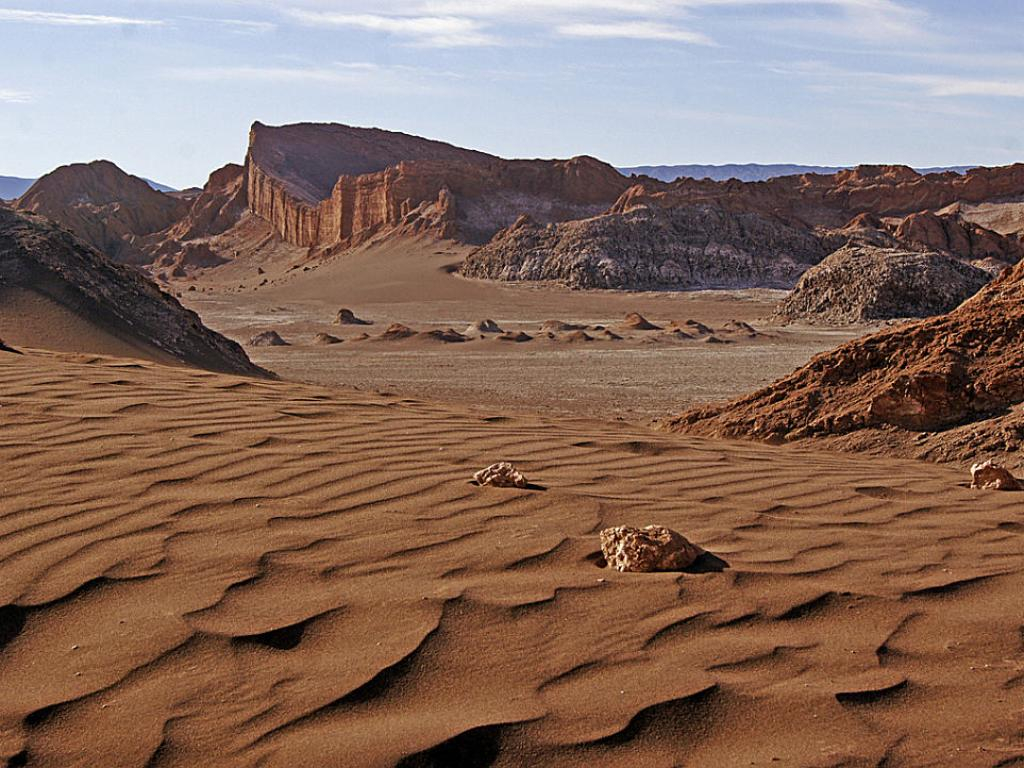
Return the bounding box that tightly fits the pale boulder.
[600,525,703,573]
[473,462,529,489]
[970,460,1020,491]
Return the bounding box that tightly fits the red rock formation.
[615,164,1024,229]
[667,255,1024,460]
[244,122,631,250]
[16,160,188,263]
[893,210,1023,265]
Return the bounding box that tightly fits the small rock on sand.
[465,319,503,335]
[541,320,586,332]
[313,333,343,345]
[473,462,529,488]
[600,525,703,573]
[421,328,468,343]
[562,330,594,343]
[379,323,417,341]
[335,308,372,326]
[0,337,21,354]
[970,460,1020,491]
[498,331,533,343]
[622,313,662,331]
[675,319,713,335]
[249,331,289,347]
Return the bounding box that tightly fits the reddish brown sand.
[1,348,1022,767]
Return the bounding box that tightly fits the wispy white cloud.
[0,8,161,26]
[557,21,713,44]
[179,16,277,34]
[162,61,455,92]
[286,11,497,46]
[0,88,31,103]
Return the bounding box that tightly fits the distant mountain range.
[617,164,978,183]
[1,173,175,200]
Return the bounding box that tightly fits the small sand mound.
[540,320,586,332]
[600,525,703,573]
[249,331,289,347]
[561,330,594,343]
[421,328,468,343]
[600,329,623,341]
[335,308,372,326]
[313,333,342,345]
[675,319,714,335]
[350,332,371,342]
[660,329,695,341]
[720,319,759,337]
[379,323,417,341]
[703,335,731,344]
[497,331,533,343]
[622,312,661,331]
[0,337,22,354]
[465,319,503,335]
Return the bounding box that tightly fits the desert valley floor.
[183,239,863,420]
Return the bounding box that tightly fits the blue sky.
[1,1,1022,188]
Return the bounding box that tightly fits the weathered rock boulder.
[249,331,289,347]
[599,525,704,573]
[460,203,826,290]
[335,308,372,325]
[380,323,417,341]
[465,319,503,335]
[970,460,1020,491]
[773,246,991,325]
[313,333,342,345]
[472,462,529,488]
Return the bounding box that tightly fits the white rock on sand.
[600,525,703,572]
[970,460,1020,491]
[473,462,529,488]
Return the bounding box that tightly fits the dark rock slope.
[0,207,268,377]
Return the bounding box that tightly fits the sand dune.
[0,348,1021,767]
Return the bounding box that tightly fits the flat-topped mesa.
[612,163,1024,229]
[244,121,630,250]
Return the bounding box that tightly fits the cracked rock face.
[773,245,991,326]
[970,460,1020,491]
[460,203,825,291]
[599,525,703,573]
[472,462,529,489]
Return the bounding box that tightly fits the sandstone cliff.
[0,207,267,377]
[668,254,1024,461]
[458,202,825,290]
[772,245,992,325]
[244,122,631,250]
[16,160,189,263]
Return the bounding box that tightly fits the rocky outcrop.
[599,525,704,573]
[459,204,826,290]
[618,164,1024,230]
[0,207,268,377]
[668,254,1024,451]
[892,210,1024,267]
[335,308,372,326]
[244,122,630,251]
[16,160,188,263]
[773,245,991,325]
